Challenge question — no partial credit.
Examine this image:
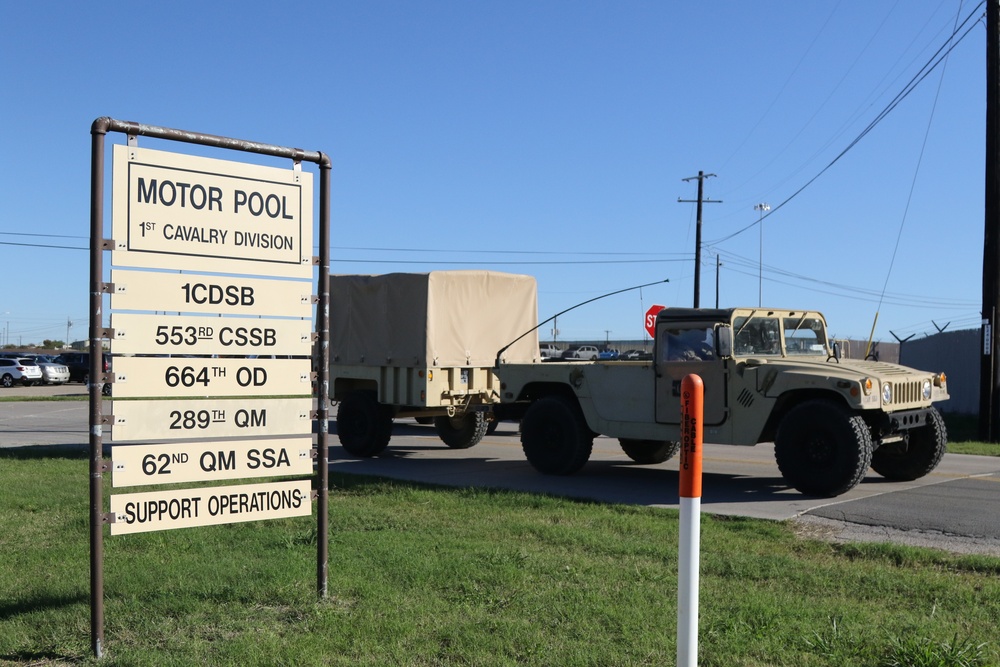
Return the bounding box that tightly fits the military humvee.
[493,307,949,497]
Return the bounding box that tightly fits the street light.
[754,203,770,306]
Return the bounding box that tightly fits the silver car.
[35,355,70,385]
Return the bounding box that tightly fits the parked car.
[33,355,70,385]
[598,348,620,360]
[54,352,112,393]
[562,345,600,360]
[0,358,43,387]
[539,343,561,359]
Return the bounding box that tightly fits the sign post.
[677,373,704,667]
[89,118,331,658]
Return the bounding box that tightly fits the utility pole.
[679,172,721,308]
[982,0,1000,442]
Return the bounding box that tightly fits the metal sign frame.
[89,117,331,659]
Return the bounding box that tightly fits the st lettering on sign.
[111,145,313,277]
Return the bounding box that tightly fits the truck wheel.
[871,407,947,481]
[434,412,488,449]
[774,400,872,497]
[520,396,594,475]
[337,391,392,457]
[619,439,681,464]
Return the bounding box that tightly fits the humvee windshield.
[733,313,828,357]
[783,315,828,356]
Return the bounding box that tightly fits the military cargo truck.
[330,271,538,456]
[494,307,950,497]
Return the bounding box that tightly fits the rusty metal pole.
[89,118,109,659]
[316,154,331,597]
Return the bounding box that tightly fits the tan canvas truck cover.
[330,270,539,367]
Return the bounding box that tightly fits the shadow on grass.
[0,444,108,461]
[0,592,88,622]
[0,650,83,665]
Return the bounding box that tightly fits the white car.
[539,343,561,359]
[0,358,43,387]
[563,345,600,360]
[35,356,70,385]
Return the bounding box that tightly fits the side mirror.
[716,325,733,359]
[828,340,841,363]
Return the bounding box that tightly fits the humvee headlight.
[922,379,932,400]
[882,382,893,405]
[861,377,874,396]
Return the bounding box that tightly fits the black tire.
[520,395,594,475]
[434,412,489,449]
[774,400,872,497]
[486,419,499,435]
[337,391,393,457]
[871,407,947,481]
[1,374,12,388]
[102,382,112,397]
[619,439,681,464]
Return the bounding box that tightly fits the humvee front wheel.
[871,407,947,481]
[619,439,681,464]
[520,396,594,475]
[774,400,872,497]
[337,390,393,457]
[434,411,489,449]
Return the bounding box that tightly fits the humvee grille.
[892,380,922,405]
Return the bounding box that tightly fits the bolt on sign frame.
[88,117,331,659]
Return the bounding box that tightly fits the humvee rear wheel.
[337,390,393,457]
[774,400,872,497]
[871,407,947,481]
[520,396,594,475]
[619,439,681,464]
[434,412,488,449]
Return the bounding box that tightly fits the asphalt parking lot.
[3,382,1000,555]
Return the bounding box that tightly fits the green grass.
[942,414,1000,456]
[1,448,999,666]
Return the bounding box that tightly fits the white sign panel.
[110,269,312,317]
[110,479,312,535]
[112,357,312,399]
[110,312,312,356]
[112,437,314,487]
[110,398,312,442]
[112,145,313,277]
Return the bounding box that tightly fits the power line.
[707,1,986,247]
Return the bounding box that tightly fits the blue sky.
[0,1,987,347]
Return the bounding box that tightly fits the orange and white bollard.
[677,373,703,667]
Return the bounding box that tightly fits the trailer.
[330,270,538,456]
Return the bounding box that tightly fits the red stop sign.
[645,304,665,337]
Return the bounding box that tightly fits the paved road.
[3,389,999,555]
